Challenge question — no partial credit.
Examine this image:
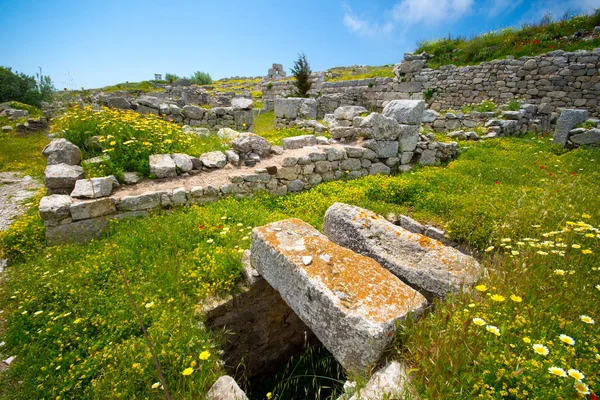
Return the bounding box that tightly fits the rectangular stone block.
[251,218,426,372]
[322,203,483,299]
[70,198,116,221]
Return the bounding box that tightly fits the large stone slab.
[44,163,85,194]
[231,133,271,156]
[357,113,400,141]
[334,106,367,120]
[322,203,483,298]
[570,128,600,146]
[553,109,589,146]
[149,154,177,178]
[281,135,317,150]
[251,219,426,372]
[42,138,82,166]
[116,192,160,211]
[70,177,113,199]
[382,100,425,125]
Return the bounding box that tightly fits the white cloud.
[342,4,394,38]
[390,0,474,25]
[342,0,474,38]
[487,0,524,17]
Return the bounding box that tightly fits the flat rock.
[44,164,85,194]
[334,106,367,120]
[116,192,160,211]
[217,128,239,141]
[42,138,82,165]
[570,128,600,146]
[70,177,113,199]
[149,154,177,178]
[322,203,483,299]
[281,135,317,150]
[205,376,248,400]
[123,172,141,184]
[251,218,427,372]
[182,105,204,120]
[70,197,116,221]
[358,113,400,141]
[200,151,227,169]
[382,100,425,125]
[231,97,254,110]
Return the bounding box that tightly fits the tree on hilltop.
[291,53,312,98]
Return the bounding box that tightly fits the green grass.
[417,10,600,68]
[1,135,599,398]
[7,101,43,119]
[101,81,164,94]
[326,65,394,82]
[0,130,49,177]
[252,111,312,145]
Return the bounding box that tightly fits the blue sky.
[1,0,598,89]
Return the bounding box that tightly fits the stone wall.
[260,49,600,120]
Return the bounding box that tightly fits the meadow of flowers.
[0,132,598,398]
[51,105,225,178]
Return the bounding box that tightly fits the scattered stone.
[399,215,425,234]
[225,150,240,166]
[206,376,248,400]
[251,218,427,372]
[570,128,600,146]
[170,153,194,173]
[200,151,227,169]
[42,138,82,165]
[182,105,204,120]
[149,154,177,178]
[217,128,240,141]
[322,203,483,299]
[231,133,271,157]
[422,109,440,123]
[105,96,131,109]
[553,109,589,146]
[334,106,368,120]
[347,361,411,400]
[1,126,12,132]
[70,177,113,199]
[281,135,317,150]
[123,172,142,184]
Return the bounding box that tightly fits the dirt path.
[0,171,42,371]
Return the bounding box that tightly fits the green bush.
[190,71,213,85]
[165,73,180,83]
[0,66,55,107]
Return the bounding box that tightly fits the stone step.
[250,218,427,373]
[322,203,483,299]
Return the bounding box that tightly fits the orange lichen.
[255,219,425,323]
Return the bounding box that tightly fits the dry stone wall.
[260,49,600,120]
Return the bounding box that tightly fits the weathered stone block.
[281,135,317,150]
[322,203,483,299]
[251,218,426,372]
[149,154,177,178]
[39,195,72,222]
[70,177,113,199]
[70,198,116,221]
[44,164,85,194]
[553,109,589,146]
[117,192,160,211]
[200,151,227,169]
[170,153,194,173]
[382,100,425,125]
[42,139,82,166]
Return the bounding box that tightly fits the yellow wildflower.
[475,285,487,292]
[199,350,211,360]
[182,367,194,376]
[490,294,505,302]
[510,295,522,303]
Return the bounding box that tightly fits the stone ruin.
[266,63,286,80]
[37,100,461,246]
[202,202,482,398]
[553,108,600,148]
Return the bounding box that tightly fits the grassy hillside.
[417,10,600,68]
